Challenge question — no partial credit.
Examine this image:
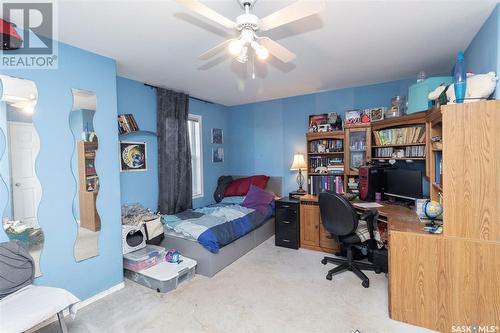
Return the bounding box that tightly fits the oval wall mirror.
[0,75,44,277]
[70,88,100,262]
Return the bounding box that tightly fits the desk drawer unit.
[275,199,300,249]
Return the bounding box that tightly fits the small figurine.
[328,112,343,131]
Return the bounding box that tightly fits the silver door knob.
[15,183,21,187]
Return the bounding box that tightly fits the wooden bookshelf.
[425,106,443,202]
[306,131,345,194]
[371,111,427,161]
[77,141,101,232]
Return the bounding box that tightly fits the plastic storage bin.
[123,244,166,272]
[124,256,197,293]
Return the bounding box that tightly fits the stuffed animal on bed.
[428,72,497,103]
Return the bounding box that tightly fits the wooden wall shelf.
[306,131,344,140]
[371,111,427,131]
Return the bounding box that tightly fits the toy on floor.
[165,249,183,264]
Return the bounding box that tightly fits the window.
[188,114,203,198]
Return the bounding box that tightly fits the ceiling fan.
[176,0,325,64]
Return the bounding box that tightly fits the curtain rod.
[144,83,214,104]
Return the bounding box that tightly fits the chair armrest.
[359,209,378,241]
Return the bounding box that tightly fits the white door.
[8,122,41,228]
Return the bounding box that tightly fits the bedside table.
[275,197,300,249]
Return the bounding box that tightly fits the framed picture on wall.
[211,128,223,144]
[212,147,224,163]
[120,141,147,172]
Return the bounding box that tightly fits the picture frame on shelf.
[369,107,386,122]
[211,128,223,144]
[345,110,361,124]
[212,147,224,163]
[308,114,328,132]
[120,141,147,172]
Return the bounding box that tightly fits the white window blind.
[188,114,203,198]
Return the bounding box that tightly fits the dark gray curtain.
[157,88,192,214]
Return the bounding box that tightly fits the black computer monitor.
[384,169,423,200]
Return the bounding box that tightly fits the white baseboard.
[76,281,125,310]
[26,281,125,333]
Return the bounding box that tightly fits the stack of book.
[373,125,425,146]
[347,177,359,194]
[118,114,139,134]
[309,156,343,173]
[308,175,344,195]
[327,164,344,174]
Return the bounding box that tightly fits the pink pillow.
[241,185,274,215]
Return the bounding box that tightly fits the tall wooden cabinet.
[389,101,500,331]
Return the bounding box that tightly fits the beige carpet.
[37,237,435,333]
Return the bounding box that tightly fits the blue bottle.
[453,51,466,103]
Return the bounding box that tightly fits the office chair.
[319,192,380,288]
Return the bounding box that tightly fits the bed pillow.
[224,175,270,197]
[241,185,275,215]
[220,196,246,205]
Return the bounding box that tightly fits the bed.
[161,176,282,277]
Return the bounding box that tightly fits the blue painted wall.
[0,42,123,301]
[117,77,230,210]
[227,79,414,195]
[465,4,500,98]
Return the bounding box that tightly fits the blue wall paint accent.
[0,42,123,301]
[465,4,500,98]
[116,78,159,211]
[117,77,230,210]
[227,79,415,195]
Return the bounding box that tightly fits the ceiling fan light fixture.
[256,46,269,60]
[228,39,244,55]
[236,45,248,63]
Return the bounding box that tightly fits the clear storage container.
[123,244,166,272]
[124,256,197,293]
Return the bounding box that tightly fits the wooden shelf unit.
[306,131,346,194]
[425,106,443,201]
[390,101,500,331]
[77,141,101,232]
[370,111,427,161]
[344,123,371,176]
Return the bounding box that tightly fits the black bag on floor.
[0,241,34,299]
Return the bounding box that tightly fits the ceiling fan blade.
[259,0,325,32]
[259,37,296,63]
[175,0,236,29]
[198,39,235,60]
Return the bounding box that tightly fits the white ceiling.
[56,0,498,106]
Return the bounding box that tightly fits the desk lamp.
[290,153,307,193]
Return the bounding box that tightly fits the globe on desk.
[424,200,443,223]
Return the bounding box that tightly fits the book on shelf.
[308,175,344,195]
[373,125,425,146]
[374,145,426,158]
[118,114,140,134]
[435,151,443,187]
[309,139,343,153]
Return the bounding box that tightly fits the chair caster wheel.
[321,258,327,265]
[326,274,332,281]
[362,280,369,288]
[375,268,382,274]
